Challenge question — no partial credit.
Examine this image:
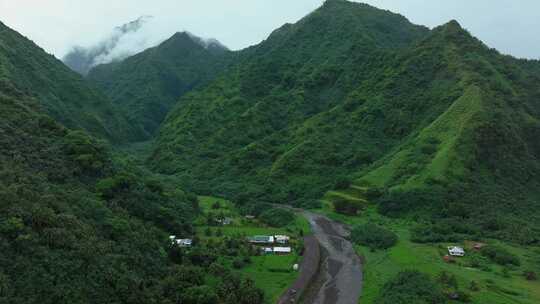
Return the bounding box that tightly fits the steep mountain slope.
[150,0,430,199]
[0,21,139,142]
[0,68,265,304]
[150,1,540,239]
[87,32,231,139]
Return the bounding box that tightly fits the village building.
[448,246,465,256]
[262,247,273,255]
[275,235,290,244]
[176,238,193,247]
[245,215,256,220]
[217,217,232,225]
[273,247,292,255]
[170,235,192,247]
[248,235,275,244]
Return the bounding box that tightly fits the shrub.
[376,270,447,304]
[333,198,363,215]
[212,201,221,209]
[334,176,352,190]
[351,224,398,250]
[64,130,108,175]
[469,280,480,291]
[480,246,520,266]
[259,208,295,227]
[96,172,136,200]
[232,258,245,269]
[524,271,537,281]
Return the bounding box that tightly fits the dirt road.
[300,211,363,304]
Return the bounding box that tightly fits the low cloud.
[63,15,157,75]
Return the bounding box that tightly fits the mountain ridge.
[87,31,232,139]
[0,20,142,142]
[149,0,540,242]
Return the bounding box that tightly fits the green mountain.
[0,21,139,142]
[0,24,263,303]
[87,32,231,139]
[150,0,430,196]
[150,0,540,240]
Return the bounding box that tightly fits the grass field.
[196,196,309,303]
[313,199,540,304]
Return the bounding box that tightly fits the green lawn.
[196,196,308,303]
[243,255,301,303]
[313,201,540,304]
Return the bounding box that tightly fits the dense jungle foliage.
[0,35,262,304]
[0,21,139,142]
[151,0,540,244]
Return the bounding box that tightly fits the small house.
[248,235,275,244]
[262,247,273,255]
[448,246,465,257]
[245,215,256,220]
[176,239,193,247]
[273,247,292,255]
[217,217,232,225]
[275,235,290,244]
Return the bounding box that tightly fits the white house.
[262,247,273,254]
[273,247,292,255]
[275,235,290,244]
[176,239,193,247]
[448,246,465,257]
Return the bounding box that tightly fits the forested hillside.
[0,26,262,304]
[0,21,139,142]
[87,32,232,139]
[151,0,429,199]
[151,0,540,241]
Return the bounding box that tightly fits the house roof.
[249,235,274,242]
[448,246,464,252]
[273,247,292,253]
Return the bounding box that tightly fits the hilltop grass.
[196,196,308,303]
[312,201,540,304]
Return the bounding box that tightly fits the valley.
[1,0,539,303]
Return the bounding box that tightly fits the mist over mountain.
[87,31,231,139]
[62,16,153,75]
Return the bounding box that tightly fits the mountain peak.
[430,18,479,46]
[446,19,463,29]
[166,31,228,52]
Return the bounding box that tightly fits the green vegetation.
[376,270,447,304]
[2,0,540,302]
[149,0,540,244]
[193,197,308,303]
[150,0,430,207]
[0,21,138,142]
[87,32,232,139]
[351,224,398,250]
[313,201,540,304]
[259,208,296,228]
[480,245,521,266]
[0,41,262,303]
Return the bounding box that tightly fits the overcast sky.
[0,0,539,60]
